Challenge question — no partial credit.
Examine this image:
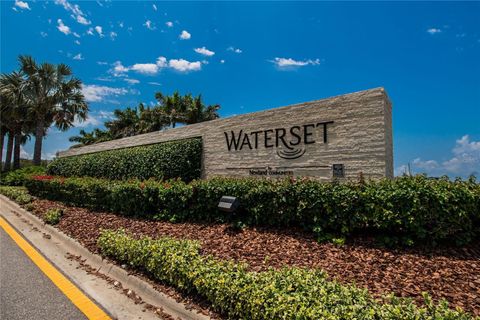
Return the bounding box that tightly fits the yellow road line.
[0,215,111,320]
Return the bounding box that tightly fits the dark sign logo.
[224,121,333,160]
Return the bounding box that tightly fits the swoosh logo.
[277,148,306,160]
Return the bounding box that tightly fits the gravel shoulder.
[30,198,480,316]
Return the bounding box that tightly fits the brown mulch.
[30,199,480,316]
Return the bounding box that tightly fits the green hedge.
[98,229,473,319]
[47,138,202,182]
[25,175,480,245]
[0,166,46,186]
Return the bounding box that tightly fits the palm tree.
[0,71,32,169]
[184,94,220,124]
[19,55,88,165]
[69,129,97,146]
[104,106,140,138]
[0,95,10,169]
[69,128,111,147]
[155,91,188,128]
[137,104,167,134]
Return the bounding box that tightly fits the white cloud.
[152,4,157,11]
[427,28,442,35]
[54,0,90,25]
[95,25,103,37]
[81,84,128,102]
[110,31,117,40]
[109,56,201,76]
[220,59,225,64]
[20,146,30,159]
[73,110,114,128]
[75,40,81,45]
[143,20,156,30]
[97,61,108,65]
[130,63,160,75]
[73,53,84,60]
[179,30,191,40]
[194,46,215,56]
[124,78,140,85]
[169,59,201,72]
[227,46,242,53]
[57,19,71,35]
[14,0,30,10]
[110,61,129,76]
[271,57,320,69]
[148,82,162,86]
[73,115,101,127]
[395,135,480,178]
[75,14,90,25]
[98,110,114,119]
[40,31,48,37]
[166,21,173,28]
[73,32,80,38]
[156,56,167,67]
[87,27,94,35]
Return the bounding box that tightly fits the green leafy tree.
[184,94,220,124]
[18,55,88,165]
[104,105,140,139]
[67,91,220,147]
[154,91,188,128]
[0,71,33,170]
[69,128,111,147]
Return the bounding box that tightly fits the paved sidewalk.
[0,227,87,320]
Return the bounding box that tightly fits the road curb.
[0,195,211,320]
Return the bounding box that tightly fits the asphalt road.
[0,227,87,320]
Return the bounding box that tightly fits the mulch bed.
[30,199,480,316]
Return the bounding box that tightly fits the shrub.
[25,175,480,245]
[47,138,202,182]
[0,166,46,186]
[43,208,63,225]
[0,186,33,205]
[98,229,474,319]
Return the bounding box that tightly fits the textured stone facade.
[59,87,394,180]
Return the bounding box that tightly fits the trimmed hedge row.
[98,229,474,319]
[25,175,480,245]
[47,138,202,182]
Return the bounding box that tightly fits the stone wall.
[59,87,394,180]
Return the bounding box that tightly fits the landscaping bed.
[26,197,480,316]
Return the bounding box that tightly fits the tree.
[104,105,141,139]
[67,91,220,148]
[0,71,32,170]
[137,104,168,134]
[155,91,188,128]
[69,128,111,147]
[18,55,88,165]
[184,94,220,124]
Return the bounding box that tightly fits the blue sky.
[1,1,479,177]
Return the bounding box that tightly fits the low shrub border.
[46,138,202,182]
[98,229,474,319]
[0,186,33,205]
[25,175,480,245]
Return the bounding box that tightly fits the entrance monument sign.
[58,87,393,180]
